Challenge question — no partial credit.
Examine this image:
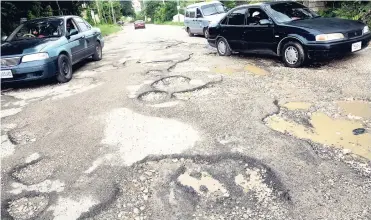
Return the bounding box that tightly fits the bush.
[319,1,371,27]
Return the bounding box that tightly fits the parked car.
[184,0,227,38]
[117,20,125,26]
[134,20,145,29]
[1,16,104,83]
[207,1,371,67]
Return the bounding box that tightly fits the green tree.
[43,5,54,17]
[121,0,135,17]
[143,1,161,20]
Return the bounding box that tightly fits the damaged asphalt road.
[1,24,371,220]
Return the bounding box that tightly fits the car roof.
[26,15,81,23]
[233,1,302,9]
[186,0,221,9]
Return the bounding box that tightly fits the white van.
[184,1,227,38]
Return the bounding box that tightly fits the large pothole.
[89,154,290,220]
[151,76,191,90]
[7,195,49,220]
[11,159,56,185]
[137,91,169,103]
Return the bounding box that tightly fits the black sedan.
[207,1,371,67]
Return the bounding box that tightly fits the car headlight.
[363,26,370,34]
[315,33,344,41]
[22,53,49,63]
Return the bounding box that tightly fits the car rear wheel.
[216,38,231,56]
[282,41,305,68]
[92,42,102,61]
[56,54,72,83]
[203,28,209,39]
[187,28,193,37]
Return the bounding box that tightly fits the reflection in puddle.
[282,102,312,110]
[266,112,371,159]
[337,101,371,119]
[211,66,238,75]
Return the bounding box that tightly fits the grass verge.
[95,24,122,36]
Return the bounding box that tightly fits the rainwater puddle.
[337,100,371,119]
[266,112,371,159]
[178,171,229,198]
[282,102,312,110]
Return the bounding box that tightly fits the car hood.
[1,38,58,56]
[205,13,226,23]
[287,17,365,33]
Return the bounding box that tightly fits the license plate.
[351,41,362,52]
[1,70,13,79]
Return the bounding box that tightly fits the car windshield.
[201,3,226,16]
[6,18,64,42]
[267,2,319,23]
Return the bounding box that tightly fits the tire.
[216,38,231,56]
[56,54,72,83]
[203,28,209,39]
[92,42,102,61]
[187,28,193,37]
[282,41,305,68]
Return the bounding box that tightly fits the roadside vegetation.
[95,24,122,36]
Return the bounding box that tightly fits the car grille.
[1,57,21,67]
[347,30,363,39]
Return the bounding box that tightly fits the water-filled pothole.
[151,76,191,90]
[137,91,169,103]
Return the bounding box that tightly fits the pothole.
[151,76,191,90]
[265,111,371,160]
[282,102,312,110]
[137,91,169,103]
[7,195,49,220]
[172,86,214,100]
[8,130,36,145]
[337,100,371,119]
[94,154,290,220]
[12,159,56,185]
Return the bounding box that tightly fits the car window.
[267,2,318,23]
[186,11,190,18]
[190,11,196,18]
[66,18,79,35]
[6,19,64,42]
[73,17,91,32]
[227,8,247,26]
[246,8,269,25]
[201,3,226,16]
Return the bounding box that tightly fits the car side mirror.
[1,36,8,41]
[259,19,272,25]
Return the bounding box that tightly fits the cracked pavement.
[1,24,371,220]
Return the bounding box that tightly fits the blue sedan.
[1,16,104,83]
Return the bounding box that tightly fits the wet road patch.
[265,102,371,160]
[337,100,371,119]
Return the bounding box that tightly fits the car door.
[188,9,197,34]
[66,18,86,64]
[75,17,95,57]
[243,7,275,52]
[194,8,205,34]
[220,7,248,51]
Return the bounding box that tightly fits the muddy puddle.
[211,64,269,76]
[266,112,371,160]
[282,102,312,110]
[337,100,371,119]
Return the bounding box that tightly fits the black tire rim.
[61,58,70,76]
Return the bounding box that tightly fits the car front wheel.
[216,38,231,56]
[92,42,102,61]
[282,41,305,68]
[187,28,193,37]
[56,54,72,83]
[204,28,209,39]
